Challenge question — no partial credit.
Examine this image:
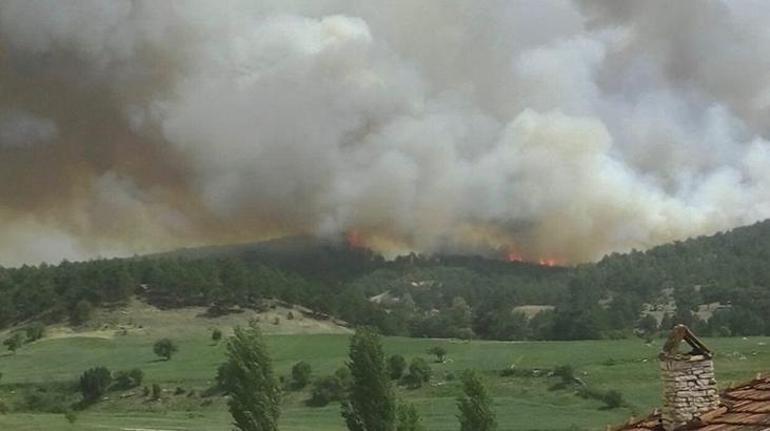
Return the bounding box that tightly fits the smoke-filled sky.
[2,0,770,266]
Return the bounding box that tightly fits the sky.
[1,0,770,266]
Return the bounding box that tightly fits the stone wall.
[660,354,719,430]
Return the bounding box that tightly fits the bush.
[405,357,431,388]
[603,390,624,409]
[291,361,312,389]
[25,322,45,342]
[308,375,344,406]
[427,346,447,363]
[211,328,222,343]
[576,387,625,409]
[396,402,424,431]
[307,367,352,407]
[0,399,8,415]
[153,338,178,361]
[553,365,576,384]
[17,384,69,413]
[129,368,144,387]
[151,384,161,400]
[79,367,112,401]
[3,333,24,354]
[388,354,407,380]
[113,368,143,390]
[64,410,77,424]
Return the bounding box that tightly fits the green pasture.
[1,329,768,430]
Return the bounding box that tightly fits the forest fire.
[505,250,560,267]
[346,230,365,249]
[506,252,524,263]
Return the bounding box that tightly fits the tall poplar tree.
[225,325,281,431]
[342,327,395,431]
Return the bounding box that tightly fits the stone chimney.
[659,325,719,430]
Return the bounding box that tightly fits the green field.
[1,315,768,431]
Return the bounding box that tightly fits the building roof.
[616,376,770,431]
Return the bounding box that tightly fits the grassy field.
[0,305,768,430]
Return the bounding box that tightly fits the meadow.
[0,306,768,431]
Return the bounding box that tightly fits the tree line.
[3,219,770,341]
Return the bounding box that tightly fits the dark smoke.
[1,0,770,266]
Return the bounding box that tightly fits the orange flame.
[538,258,558,267]
[505,248,560,267]
[346,230,364,249]
[506,252,524,262]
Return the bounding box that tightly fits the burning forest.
[3,1,770,267]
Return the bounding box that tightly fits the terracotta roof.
[615,376,770,431]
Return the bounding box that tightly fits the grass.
[1,311,768,430]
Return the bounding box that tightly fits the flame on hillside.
[346,230,365,249]
[506,249,561,267]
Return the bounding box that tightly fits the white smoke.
[0,110,57,148]
[2,0,770,264]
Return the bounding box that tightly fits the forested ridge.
[2,220,770,340]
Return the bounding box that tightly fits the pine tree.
[342,327,395,431]
[225,326,281,431]
[457,370,496,431]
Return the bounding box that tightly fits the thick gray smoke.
[2,0,770,266]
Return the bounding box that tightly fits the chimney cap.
[660,324,712,359]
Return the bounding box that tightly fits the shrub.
[576,387,625,409]
[291,361,312,389]
[405,357,431,388]
[3,333,24,354]
[113,368,144,390]
[396,402,424,431]
[388,354,407,380]
[603,390,624,409]
[153,338,178,361]
[64,410,77,424]
[174,387,185,395]
[0,399,8,415]
[308,375,346,407]
[79,367,112,401]
[553,365,576,384]
[25,322,45,343]
[211,328,222,343]
[427,346,447,363]
[18,384,69,413]
[129,368,144,387]
[151,384,161,400]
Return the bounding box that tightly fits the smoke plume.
[2,0,770,266]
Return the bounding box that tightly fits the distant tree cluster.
[3,219,770,341]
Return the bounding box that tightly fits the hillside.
[1,220,770,343]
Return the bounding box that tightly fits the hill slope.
[1,220,770,342]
